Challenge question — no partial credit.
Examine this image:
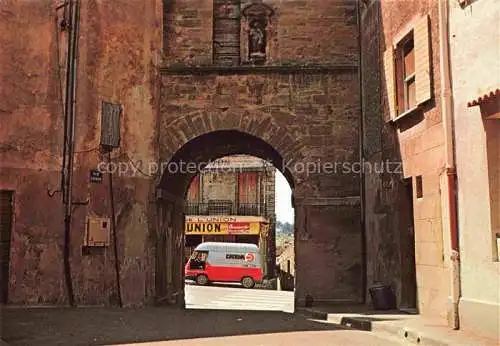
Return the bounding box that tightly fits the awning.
[467,88,500,107]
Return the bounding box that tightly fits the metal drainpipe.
[63,0,80,307]
[357,0,367,305]
[438,0,461,330]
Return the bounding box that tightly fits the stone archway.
[155,130,297,305]
[157,69,363,307]
[155,126,363,307]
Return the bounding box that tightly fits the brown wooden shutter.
[187,175,200,201]
[238,172,257,204]
[383,47,397,120]
[414,14,431,105]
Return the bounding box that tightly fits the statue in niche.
[248,19,266,62]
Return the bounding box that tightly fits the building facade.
[361,0,499,339]
[276,242,295,291]
[361,0,447,318]
[183,155,276,276]
[448,0,499,338]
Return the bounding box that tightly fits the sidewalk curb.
[371,322,449,346]
[297,307,450,346]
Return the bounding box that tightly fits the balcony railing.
[185,200,267,217]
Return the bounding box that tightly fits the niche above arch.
[241,1,275,65]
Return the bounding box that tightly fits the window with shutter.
[414,15,431,105]
[383,48,397,120]
[385,14,432,122]
[187,175,200,202]
[238,172,258,204]
[395,32,416,114]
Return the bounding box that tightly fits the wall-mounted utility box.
[100,101,122,150]
[85,216,111,247]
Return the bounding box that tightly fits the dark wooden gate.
[0,191,13,304]
[155,190,185,306]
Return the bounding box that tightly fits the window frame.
[415,175,423,199]
[395,31,417,116]
[385,14,431,123]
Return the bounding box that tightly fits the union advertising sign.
[185,221,260,235]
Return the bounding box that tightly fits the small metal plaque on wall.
[100,101,122,149]
[90,170,102,183]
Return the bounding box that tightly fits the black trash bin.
[369,283,397,310]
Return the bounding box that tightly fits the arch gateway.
[1,0,410,311]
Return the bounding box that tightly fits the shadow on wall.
[361,0,419,311]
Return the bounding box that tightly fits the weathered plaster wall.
[1,0,66,305]
[449,0,500,338]
[381,0,449,320]
[0,0,162,306]
[0,1,62,170]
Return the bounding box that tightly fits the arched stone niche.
[241,1,275,65]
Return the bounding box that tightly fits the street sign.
[90,170,102,183]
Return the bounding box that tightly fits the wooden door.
[0,191,13,304]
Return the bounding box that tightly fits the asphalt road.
[178,283,404,346]
[185,281,295,313]
[2,285,404,346]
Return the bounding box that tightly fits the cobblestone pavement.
[1,306,404,346]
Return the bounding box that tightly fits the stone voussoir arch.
[159,107,309,186]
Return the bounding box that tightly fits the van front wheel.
[241,276,255,289]
[196,274,209,286]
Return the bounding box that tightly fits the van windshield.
[190,250,208,261]
[189,250,208,270]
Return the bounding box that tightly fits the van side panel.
[186,243,263,284]
[205,250,263,282]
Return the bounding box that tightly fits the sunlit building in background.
[184,155,276,277]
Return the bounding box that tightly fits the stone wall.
[160,0,363,304]
[163,0,358,66]
[159,70,363,303]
